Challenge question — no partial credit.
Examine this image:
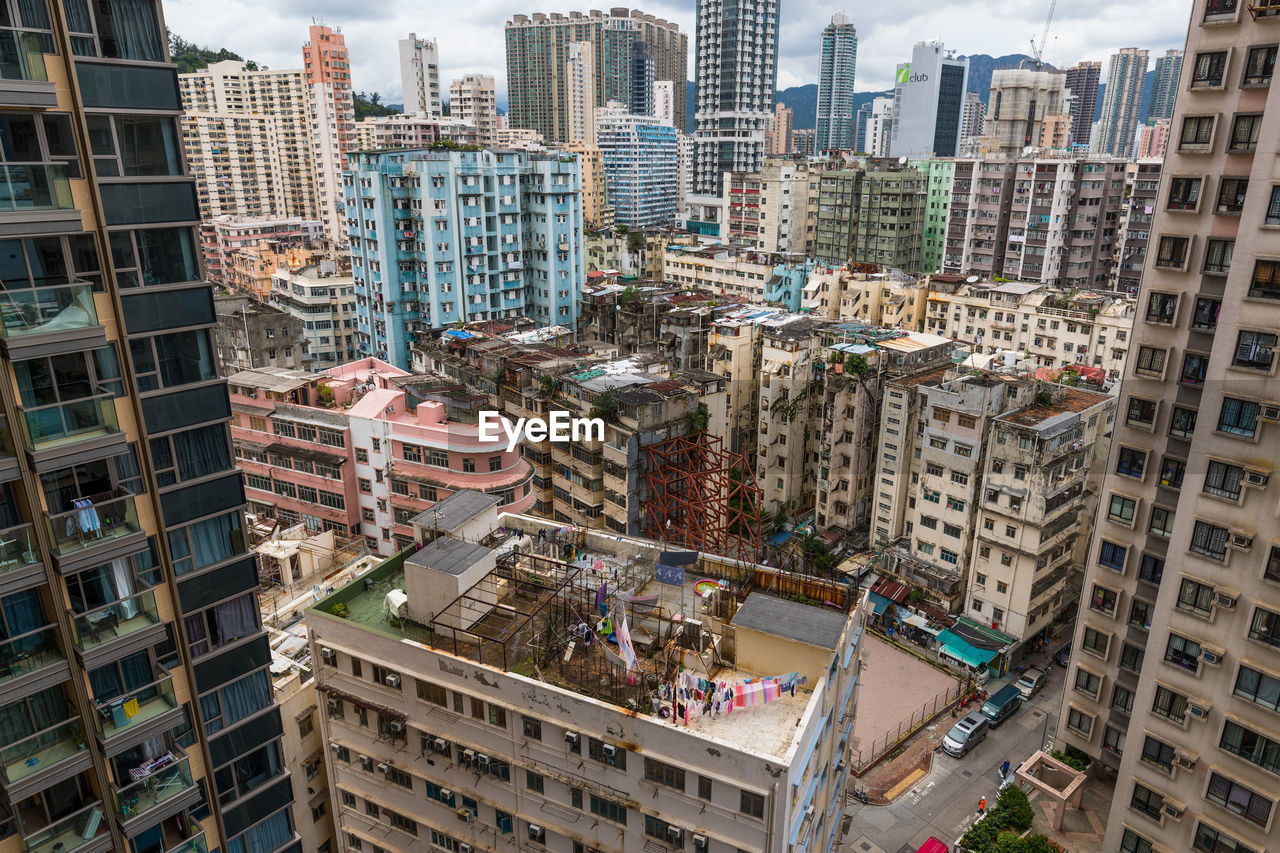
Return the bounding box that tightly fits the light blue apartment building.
[344,148,584,369]
[596,108,679,228]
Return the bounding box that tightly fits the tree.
[167,30,258,74]
[997,785,1035,831]
[354,91,397,120]
[846,353,869,375]
[687,404,710,435]
[537,375,558,401]
[589,387,621,424]
[626,231,646,255]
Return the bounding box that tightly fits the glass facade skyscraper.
[0,2,295,852]
[814,12,858,152]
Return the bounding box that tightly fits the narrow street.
[839,642,1070,853]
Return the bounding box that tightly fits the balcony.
[20,396,125,466]
[0,163,72,214]
[0,283,105,358]
[22,801,113,853]
[0,521,40,579]
[0,625,65,690]
[71,589,165,659]
[93,673,181,744]
[112,754,198,829]
[0,718,89,791]
[162,829,208,853]
[44,490,144,566]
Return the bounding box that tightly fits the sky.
[164,0,1193,102]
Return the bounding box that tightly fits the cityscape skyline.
[163,0,1194,102]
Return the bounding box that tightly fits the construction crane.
[1029,0,1058,70]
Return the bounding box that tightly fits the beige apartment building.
[450,75,498,146]
[308,500,868,853]
[179,60,319,223]
[1057,4,1280,853]
[757,319,828,519]
[981,69,1068,157]
[803,268,930,328]
[723,158,824,254]
[924,280,1136,381]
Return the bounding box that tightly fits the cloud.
[162,0,1192,103]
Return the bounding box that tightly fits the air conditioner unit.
[457,808,474,822]
[329,742,341,753]
[1230,530,1254,550]
[565,731,580,747]
[693,834,708,853]
[459,845,473,853]
[384,674,401,688]
[320,647,336,663]
[1188,701,1211,719]
[1163,801,1185,819]
[377,762,390,774]
[1215,592,1238,609]
[1175,751,1198,769]
[432,738,450,753]
[602,743,617,758]
[439,788,453,801]
[528,824,546,843]
[1260,402,1280,423]
[461,749,476,765]
[1244,466,1270,487]
[358,754,372,770]
[388,720,406,736]
[667,826,684,844]
[1201,645,1225,665]
[804,805,815,819]
[326,699,340,716]
[476,753,490,767]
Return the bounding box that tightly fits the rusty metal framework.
[642,431,763,564]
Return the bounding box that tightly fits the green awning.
[936,628,999,669]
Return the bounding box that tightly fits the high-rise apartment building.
[1113,159,1163,294]
[1064,61,1102,148]
[344,149,583,369]
[1096,47,1149,157]
[1146,48,1183,122]
[566,42,597,145]
[449,74,498,146]
[180,61,319,225]
[889,41,969,158]
[0,5,297,852]
[854,103,871,152]
[692,0,779,196]
[629,40,655,116]
[767,102,793,155]
[723,158,823,254]
[399,33,442,117]
[1135,120,1171,159]
[303,24,357,245]
[653,79,676,125]
[959,90,987,152]
[982,68,1068,156]
[504,8,688,141]
[1058,5,1280,853]
[596,106,678,228]
[815,12,858,152]
[865,97,894,157]
[855,166,926,273]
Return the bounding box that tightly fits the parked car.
[1016,667,1048,698]
[942,712,990,758]
[1054,646,1071,668]
[916,838,949,853]
[980,683,1024,728]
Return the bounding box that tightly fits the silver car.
[1016,667,1047,698]
[942,712,990,758]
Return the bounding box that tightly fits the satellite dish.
[966,275,980,283]
[898,156,908,164]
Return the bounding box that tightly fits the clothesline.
[658,669,807,726]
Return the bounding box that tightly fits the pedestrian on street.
[1001,759,1010,778]
[978,797,986,814]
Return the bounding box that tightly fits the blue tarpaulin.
[868,591,893,617]
[768,530,792,545]
[936,628,999,669]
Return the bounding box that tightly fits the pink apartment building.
[228,358,534,554]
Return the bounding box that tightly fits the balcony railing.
[21,396,120,452]
[112,754,195,822]
[23,801,110,853]
[44,490,141,558]
[0,522,38,574]
[71,589,161,652]
[0,717,82,785]
[0,283,98,339]
[93,673,177,739]
[0,163,71,212]
[0,29,48,82]
[164,829,208,853]
[0,625,62,687]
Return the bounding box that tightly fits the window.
[1193,822,1253,853]
[1251,260,1280,300]
[1145,293,1178,324]
[1217,178,1249,215]
[1099,541,1127,571]
[950,471,969,486]
[1130,782,1165,819]
[1140,736,1176,772]
[1138,554,1164,585]
[389,811,417,836]
[487,704,507,727]
[1154,237,1188,270]
[1108,495,1137,525]
[1104,727,1126,757]
[1269,186,1280,226]
[1066,707,1093,738]
[1126,397,1157,429]
[1152,685,1189,725]
[643,758,685,790]
[1112,682,1135,714]
[1129,598,1153,630]
[1181,353,1210,386]
[521,716,542,740]
[1165,633,1202,671]
[1220,720,1280,775]
[1204,461,1245,501]
[740,790,765,819]
[1149,505,1175,538]
[1082,626,1110,657]
[1167,177,1202,211]
[1243,44,1277,86]
[1116,447,1146,479]
[386,766,413,789]
[1120,829,1153,853]
[1248,606,1280,647]
[588,738,626,769]
[589,795,627,825]
[1180,115,1215,149]
[1074,668,1101,699]
[1229,113,1263,152]
[1269,546,1280,583]
[698,775,712,799]
[525,771,544,793]
[1234,665,1280,711]
[1218,397,1259,438]
[1159,457,1185,488]
[1233,330,1276,371]
[1206,772,1273,826]
[355,448,368,463]
[1191,51,1228,88]
[1090,585,1118,615]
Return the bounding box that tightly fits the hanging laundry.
[615,608,637,670]
[595,582,608,617]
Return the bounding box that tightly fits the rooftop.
[227,366,313,393]
[999,386,1112,429]
[312,512,860,758]
[409,490,502,532]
